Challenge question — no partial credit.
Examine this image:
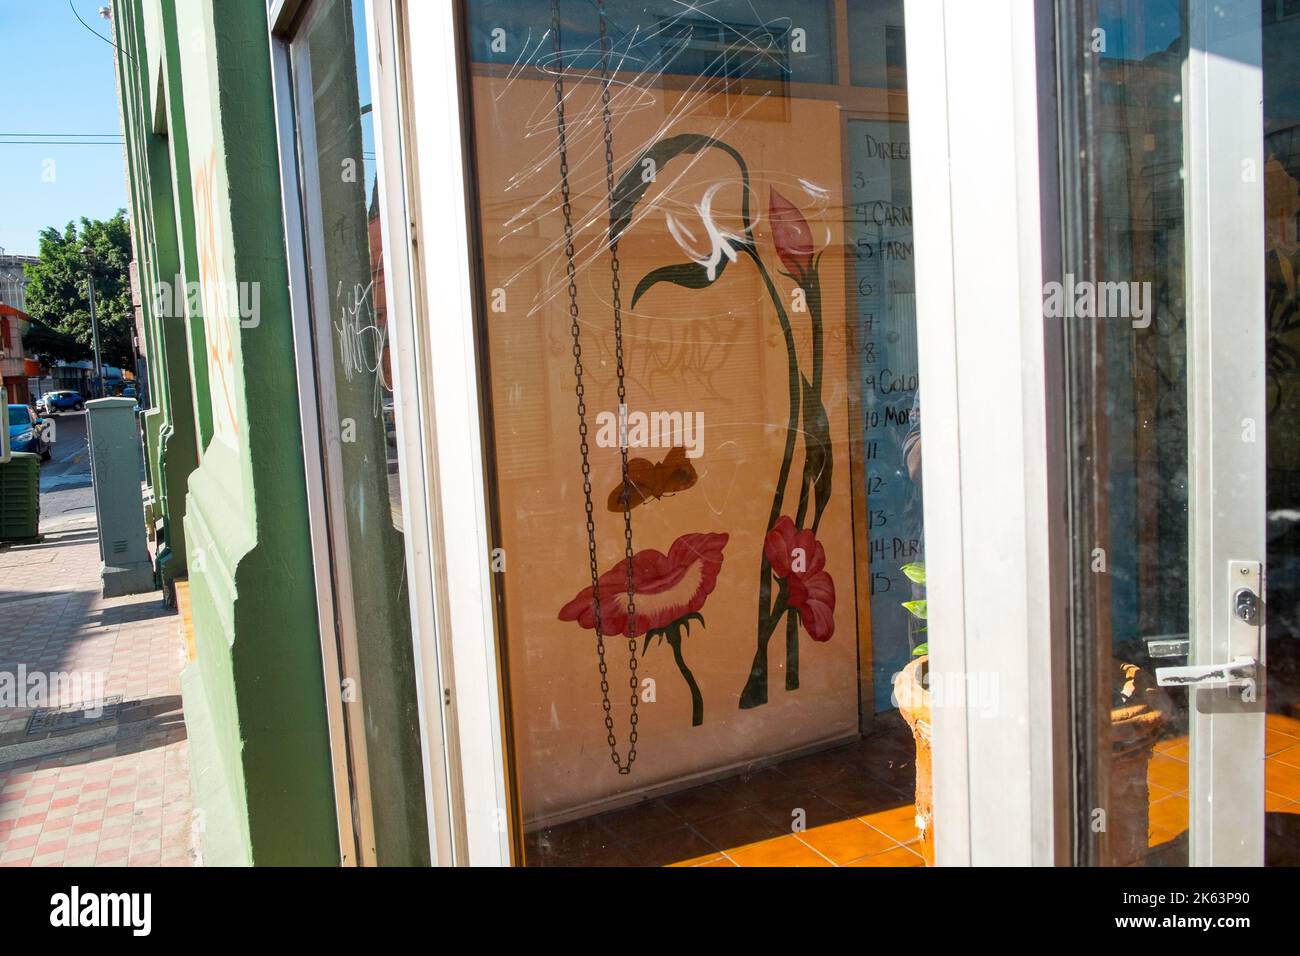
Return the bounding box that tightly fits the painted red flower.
[763,516,835,642]
[558,532,729,637]
[769,187,814,279]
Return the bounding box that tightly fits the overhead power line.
[0,140,124,146]
[0,133,121,137]
[68,0,133,60]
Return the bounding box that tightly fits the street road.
[37,410,94,530]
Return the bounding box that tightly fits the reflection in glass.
[295,0,427,865]
[463,0,927,867]
[1263,0,1300,868]
[1060,0,1190,867]
[1063,0,1300,867]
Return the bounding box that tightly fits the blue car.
[8,404,53,460]
[37,390,85,414]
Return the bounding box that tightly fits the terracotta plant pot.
[894,656,1171,867]
[1109,660,1173,866]
[894,656,934,865]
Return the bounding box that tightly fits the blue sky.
[0,1,128,256]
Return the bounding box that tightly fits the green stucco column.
[113,0,339,866]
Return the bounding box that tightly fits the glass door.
[1059,0,1299,866]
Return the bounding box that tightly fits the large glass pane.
[1263,0,1300,867]
[1059,0,1191,867]
[1061,0,1300,867]
[462,0,928,867]
[292,0,427,865]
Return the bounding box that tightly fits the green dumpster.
[0,451,40,541]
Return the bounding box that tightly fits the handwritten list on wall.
[848,118,922,710]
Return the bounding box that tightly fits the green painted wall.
[114,0,339,866]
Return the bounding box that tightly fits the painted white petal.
[665,212,709,268]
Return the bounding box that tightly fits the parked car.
[8,404,52,460]
[37,390,85,413]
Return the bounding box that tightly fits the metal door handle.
[1155,656,1257,702]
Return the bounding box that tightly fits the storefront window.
[1261,0,1300,867]
[288,0,428,865]
[462,0,927,866]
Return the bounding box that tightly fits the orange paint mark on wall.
[192,148,240,447]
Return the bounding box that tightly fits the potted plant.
[893,562,935,864]
[891,561,1175,866]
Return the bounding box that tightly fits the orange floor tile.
[523,714,926,867]
[1144,712,1300,866]
[521,710,1300,867]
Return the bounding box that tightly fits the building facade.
[0,251,38,315]
[109,0,1300,868]
[112,0,342,865]
[0,305,42,405]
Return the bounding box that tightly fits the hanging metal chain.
[551,0,639,774]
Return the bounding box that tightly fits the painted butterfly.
[606,446,698,512]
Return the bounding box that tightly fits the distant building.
[0,304,42,404]
[0,248,38,314]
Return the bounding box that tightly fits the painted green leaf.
[911,642,929,657]
[609,133,750,244]
[631,260,729,309]
[900,562,926,585]
[800,374,833,528]
[681,612,705,636]
[902,599,927,620]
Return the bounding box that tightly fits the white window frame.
[400,0,513,866]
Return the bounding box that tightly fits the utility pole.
[82,246,104,398]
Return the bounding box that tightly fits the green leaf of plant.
[901,599,927,620]
[630,260,728,309]
[900,562,926,585]
[911,642,929,657]
[800,374,833,528]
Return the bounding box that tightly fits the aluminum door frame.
[1183,0,1268,867]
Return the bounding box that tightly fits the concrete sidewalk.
[0,500,198,867]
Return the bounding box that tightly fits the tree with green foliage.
[21,212,136,369]
[21,320,92,365]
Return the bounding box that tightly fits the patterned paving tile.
[0,529,196,868]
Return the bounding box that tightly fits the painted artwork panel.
[470,74,865,823]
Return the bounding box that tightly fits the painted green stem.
[665,625,703,727]
[744,247,802,537]
[795,271,825,533]
[738,247,802,709]
[739,588,789,709]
